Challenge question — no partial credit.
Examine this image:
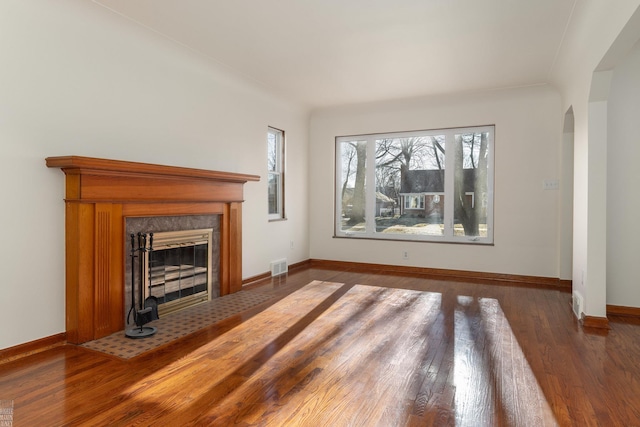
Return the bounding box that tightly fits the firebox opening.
[144,229,213,317]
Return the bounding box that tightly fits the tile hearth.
[81,289,278,359]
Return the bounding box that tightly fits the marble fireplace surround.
[46,156,259,344]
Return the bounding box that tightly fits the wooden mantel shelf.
[46,156,260,185]
[47,156,259,344]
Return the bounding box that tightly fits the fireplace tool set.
[125,232,160,339]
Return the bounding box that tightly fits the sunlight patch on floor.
[120,281,345,403]
[453,296,557,426]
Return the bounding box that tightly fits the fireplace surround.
[46,156,259,344]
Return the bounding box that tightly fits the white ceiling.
[94,0,577,109]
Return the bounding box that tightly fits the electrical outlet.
[402,251,409,260]
[290,240,294,249]
[543,179,559,190]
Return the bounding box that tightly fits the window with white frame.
[335,125,494,243]
[404,194,425,210]
[268,127,285,220]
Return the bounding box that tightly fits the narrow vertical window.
[268,127,285,220]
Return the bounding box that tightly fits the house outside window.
[335,125,494,243]
[268,127,285,220]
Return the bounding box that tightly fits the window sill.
[268,217,288,223]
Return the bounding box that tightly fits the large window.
[268,127,285,220]
[335,125,494,244]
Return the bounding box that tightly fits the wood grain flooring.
[1,266,640,426]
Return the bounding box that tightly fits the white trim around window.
[268,127,285,221]
[335,125,494,244]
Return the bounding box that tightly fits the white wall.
[607,42,640,308]
[559,109,574,281]
[0,0,309,349]
[309,85,563,278]
[551,1,640,317]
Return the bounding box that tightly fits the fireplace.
[46,156,259,344]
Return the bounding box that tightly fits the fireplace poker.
[144,232,159,321]
[126,233,136,326]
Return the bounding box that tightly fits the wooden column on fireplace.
[46,156,259,344]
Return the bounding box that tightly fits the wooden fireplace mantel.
[46,156,260,344]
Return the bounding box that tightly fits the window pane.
[339,140,367,233]
[453,132,489,237]
[267,132,277,172]
[268,173,279,215]
[374,136,445,236]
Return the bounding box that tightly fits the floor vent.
[572,292,583,319]
[270,259,288,276]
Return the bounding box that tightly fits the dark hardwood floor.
[2,266,640,426]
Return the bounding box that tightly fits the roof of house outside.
[401,169,476,193]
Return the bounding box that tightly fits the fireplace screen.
[144,229,213,316]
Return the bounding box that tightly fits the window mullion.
[335,142,344,233]
[443,130,455,237]
[486,132,495,238]
[365,137,377,236]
